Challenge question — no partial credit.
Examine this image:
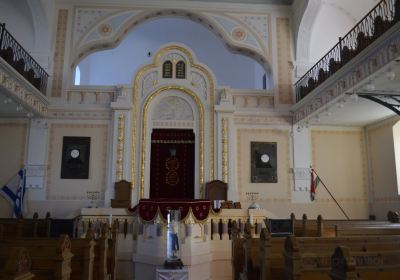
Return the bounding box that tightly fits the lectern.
[111,180,131,208]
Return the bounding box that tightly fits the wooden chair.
[205,180,227,202]
[111,180,131,208]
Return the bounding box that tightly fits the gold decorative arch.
[131,45,215,198]
[139,85,204,198]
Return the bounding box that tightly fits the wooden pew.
[93,224,111,280]
[231,221,245,280]
[284,234,400,280]
[106,220,118,280]
[70,228,96,280]
[241,223,260,280]
[259,228,285,280]
[0,214,51,238]
[0,247,35,280]
[335,224,400,236]
[0,235,73,280]
[330,245,400,280]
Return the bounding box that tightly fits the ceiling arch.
[70,8,273,84]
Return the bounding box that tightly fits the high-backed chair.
[205,180,227,202]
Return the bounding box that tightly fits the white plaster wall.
[367,117,400,219]
[0,120,28,218]
[78,17,264,89]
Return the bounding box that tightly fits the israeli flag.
[0,169,26,217]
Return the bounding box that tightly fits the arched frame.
[132,45,215,198]
[70,9,274,90]
[139,86,204,198]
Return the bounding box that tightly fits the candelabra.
[246,192,261,209]
[87,191,100,208]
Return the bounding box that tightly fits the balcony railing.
[0,23,49,95]
[295,0,400,102]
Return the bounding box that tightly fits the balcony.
[0,23,49,117]
[292,0,400,126]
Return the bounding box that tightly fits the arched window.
[162,61,173,78]
[176,61,186,79]
[74,66,81,85]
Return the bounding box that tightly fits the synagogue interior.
[1,0,400,279]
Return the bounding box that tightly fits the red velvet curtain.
[150,129,195,199]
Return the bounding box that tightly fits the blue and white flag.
[0,169,26,217]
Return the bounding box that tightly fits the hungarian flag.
[310,168,320,201]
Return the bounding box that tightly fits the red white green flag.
[310,168,320,201]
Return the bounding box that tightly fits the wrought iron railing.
[0,23,49,95]
[295,0,400,102]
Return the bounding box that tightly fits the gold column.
[116,114,125,181]
[222,117,228,183]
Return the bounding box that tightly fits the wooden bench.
[335,225,400,236]
[291,214,325,237]
[259,228,286,280]
[284,234,400,280]
[330,245,400,280]
[70,228,96,280]
[231,221,245,280]
[0,235,73,280]
[0,214,51,238]
[241,223,260,280]
[93,224,111,280]
[107,221,118,280]
[0,247,35,280]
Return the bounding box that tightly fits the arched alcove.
[76,17,268,89]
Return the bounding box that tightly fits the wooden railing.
[295,0,400,102]
[0,23,49,95]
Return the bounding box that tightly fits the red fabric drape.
[130,199,213,222]
[150,129,195,199]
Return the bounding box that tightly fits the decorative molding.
[234,115,292,125]
[221,117,228,183]
[51,9,68,97]
[0,61,49,116]
[190,72,207,100]
[47,109,112,120]
[154,96,194,121]
[276,17,294,105]
[67,88,115,105]
[152,120,194,128]
[142,71,158,97]
[116,114,125,181]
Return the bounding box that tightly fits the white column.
[106,86,133,206]
[25,119,49,201]
[292,125,312,203]
[215,87,237,201]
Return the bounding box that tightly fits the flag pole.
[312,169,350,220]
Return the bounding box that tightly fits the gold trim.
[132,45,215,195]
[116,114,125,181]
[140,86,205,198]
[222,117,228,183]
